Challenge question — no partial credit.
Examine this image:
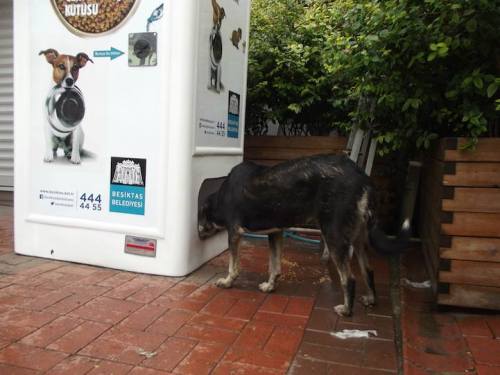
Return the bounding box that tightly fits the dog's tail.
[368,218,411,255]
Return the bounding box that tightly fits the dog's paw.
[359,295,376,307]
[334,304,352,317]
[215,277,233,289]
[70,154,81,164]
[258,281,275,293]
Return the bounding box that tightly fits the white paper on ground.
[330,329,378,339]
[401,278,432,289]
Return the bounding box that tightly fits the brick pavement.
[0,206,399,374]
[401,249,500,375]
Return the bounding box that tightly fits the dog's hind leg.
[259,231,283,293]
[323,228,356,317]
[216,229,241,289]
[355,232,376,307]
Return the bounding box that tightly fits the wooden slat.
[440,260,500,287]
[244,136,347,150]
[443,162,500,187]
[442,188,500,213]
[244,147,341,161]
[440,138,500,162]
[438,284,500,310]
[442,212,500,238]
[440,237,500,262]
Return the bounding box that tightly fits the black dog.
[198,154,408,316]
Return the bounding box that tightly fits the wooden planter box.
[420,138,500,310]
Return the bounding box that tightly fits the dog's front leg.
[259,231,283,293]
[70,127,83,164]
[216,229,241,288]
[44,127,56,162]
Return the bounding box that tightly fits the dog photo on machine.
[198,154,410,317]
[39,48,93,165]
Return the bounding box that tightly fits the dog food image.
[52,0,137,35]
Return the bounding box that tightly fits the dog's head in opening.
[198,193,223,239]
[39,49,93,89]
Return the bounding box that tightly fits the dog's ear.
[76,53,94,68]
[39,49,59,65]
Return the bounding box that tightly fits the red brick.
[80,327,165,365]
[223,346,292,370]
[97,272,135,288]
[0,343,68,371]
[105,278,149,300]
[20,316,82,347]
[176,324,239,345]
[0,325,37,342]
[260,295,289,314]
[190,313,246,331]
[476,364,500,375]
[213,361,284,375]
[86,360,132,375]
[288,357,328,375]
[458,317,494,338]
[362,339,397,371]
[226,299,261,320]
[153,296,206,312]
[265,326,303,355]
[187,284,221,303]
[146,309,195,336]
[254,311,308,329]
[234,321,275,349]
[48,321,110,353]
[142,337,196,372]
[163,282,198,299]
[219,289,266,302]
[403,343,474,372]
[298,342,362,367]
[174,341,227,375]
[0,363,39,375]
[129,367,173,375]
[45,355,99,375]
[0,308,57,329]
[301,330,366,352]
[202,294,238,316]
[120,304,168,331]
[486,317,500,339]
[127,282,176,304]
[55,264,100,276]
[284,297,314,317]
[44,293,95,315]
[466,337,500,366]
[69,296,142,324]
[306,308,338,332]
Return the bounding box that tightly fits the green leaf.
[473,77,483,89]
[487,83,498,98]
[466,19,477,33]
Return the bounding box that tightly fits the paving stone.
[284,296,315,316]
[20,316,82,347]
[119,304,169,331]
[141,336,196,372]
[45,355,99,375]
[223,346,292,371]
[233,321,275,349]
[190,312,247,331]
[225,298,261,320]
[288,356,328,375]
[146,309,195,336]
[85,360,132,375]
[253,311,308,329]
[212,361,284,375]
[466,336,500,366]
[259,295,289,314]
[129,366,173,375]
[47,321,111,354]
[0,363,40,375]
[174,341,227,375]
[202,294,239,316]
[175,324,239,345]
[0,343,68,371]
[69,296,142,324]
[79,326,165,365]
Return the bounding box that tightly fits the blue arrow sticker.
[93,47,124,61]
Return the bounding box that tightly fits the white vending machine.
[14,0,251,276]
